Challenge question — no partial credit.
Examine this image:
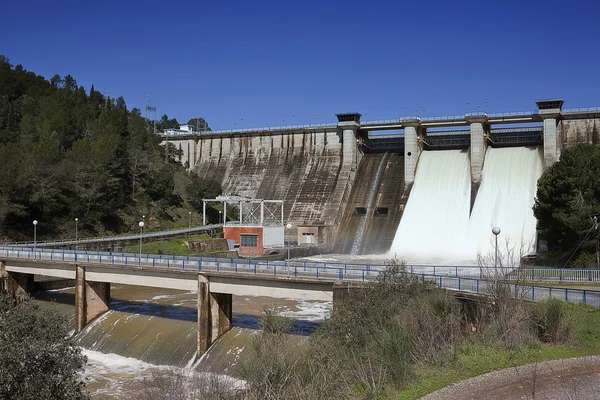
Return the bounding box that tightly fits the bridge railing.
[1,247,599,307]
[1,245,599,282]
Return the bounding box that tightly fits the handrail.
[7,224,222,246]
[1,246,598,308]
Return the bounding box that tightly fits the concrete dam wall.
[164,99,600,255]
[192,127,360,243]
[336,153,406,254]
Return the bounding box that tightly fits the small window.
[353,207,367,216]
[374,207,388,216]
[240,234,258,247]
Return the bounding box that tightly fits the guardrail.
[1,247,598,308]
[8,225,222,247]
[1,246,599,283]
[161,123,338,136]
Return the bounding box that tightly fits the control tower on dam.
[162,99,600,254]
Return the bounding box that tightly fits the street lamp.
[188,211,192,231]
[286,223,292,260]
[33,220,38,259]
[219,210,222,225]
[139,221,145,257]
[492,226,501,268]
[75,218,79,249]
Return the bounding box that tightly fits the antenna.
[145,92,157,133]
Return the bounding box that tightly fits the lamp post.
[188,211,192,233]
[492,226,501,268]
[33,220,38,259]
[219,210,222,225]
[138,221,145,257]
[593,216,599,269]
[75,218,79,249]
[286,223,292,260]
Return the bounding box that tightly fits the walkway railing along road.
[1,246,598,308]
[9,225,222,247]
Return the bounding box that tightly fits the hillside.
[0,56,220,241]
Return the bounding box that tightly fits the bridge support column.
[197,275,232,357]
[0,261,34,303]
[536,99,564,169]
[402,118,422,186]
[75,264,111,332]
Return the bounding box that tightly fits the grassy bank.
[398,302,600,399]
[234,262,600,400]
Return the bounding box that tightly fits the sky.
[2,0,600,130]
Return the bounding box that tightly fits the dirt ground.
[422,356,600,400]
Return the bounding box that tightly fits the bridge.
[1,246,599,358]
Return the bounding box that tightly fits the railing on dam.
[1,246,600,307]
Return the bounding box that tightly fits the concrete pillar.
[536,99,564,169]
[336,113,361,171]
[402,118,422,185]
[1,261,34,304]
[197,275,211,356]
[465,114,489,183]
[75,264,111,332]
[197,275,232,357]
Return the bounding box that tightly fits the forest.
[0,55,220,241]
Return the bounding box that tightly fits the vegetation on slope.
[235,261,598,399]
[0,55,221,241]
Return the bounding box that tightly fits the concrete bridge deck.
[1,246,599,359]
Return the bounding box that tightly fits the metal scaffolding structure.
[202,195,284,227]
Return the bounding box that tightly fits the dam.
[164,98,600,261]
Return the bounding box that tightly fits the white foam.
[389,150,472,264]
[282,300,332,321]
[387,147,543,266]
[468,147,543,263]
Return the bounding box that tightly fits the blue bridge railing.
[1,246,598,308]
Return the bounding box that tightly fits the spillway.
[387,147,543,265]
[388,150,471,263]
[468,146,543,263]
[350,153,389,254]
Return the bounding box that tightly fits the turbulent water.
[387,147,543,265]
[34,285,331,399]
[388,150,472,263]
[469,147,543,262]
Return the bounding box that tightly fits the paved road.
[423,356,600,400]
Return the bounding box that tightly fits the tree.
[186,175,222,212]
[533,144,600,266]
[0,294,88,399]
[186,117,210,131]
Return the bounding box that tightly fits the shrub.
[530,298,575,343]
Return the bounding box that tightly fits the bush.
[0,294,88,400]
[403,290,462,362]
[530,298,575,343]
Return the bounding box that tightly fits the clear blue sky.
[2,0,600,130]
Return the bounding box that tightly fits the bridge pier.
[197,275,232,357]
[75,264,111,332]
[0,261,34,303]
